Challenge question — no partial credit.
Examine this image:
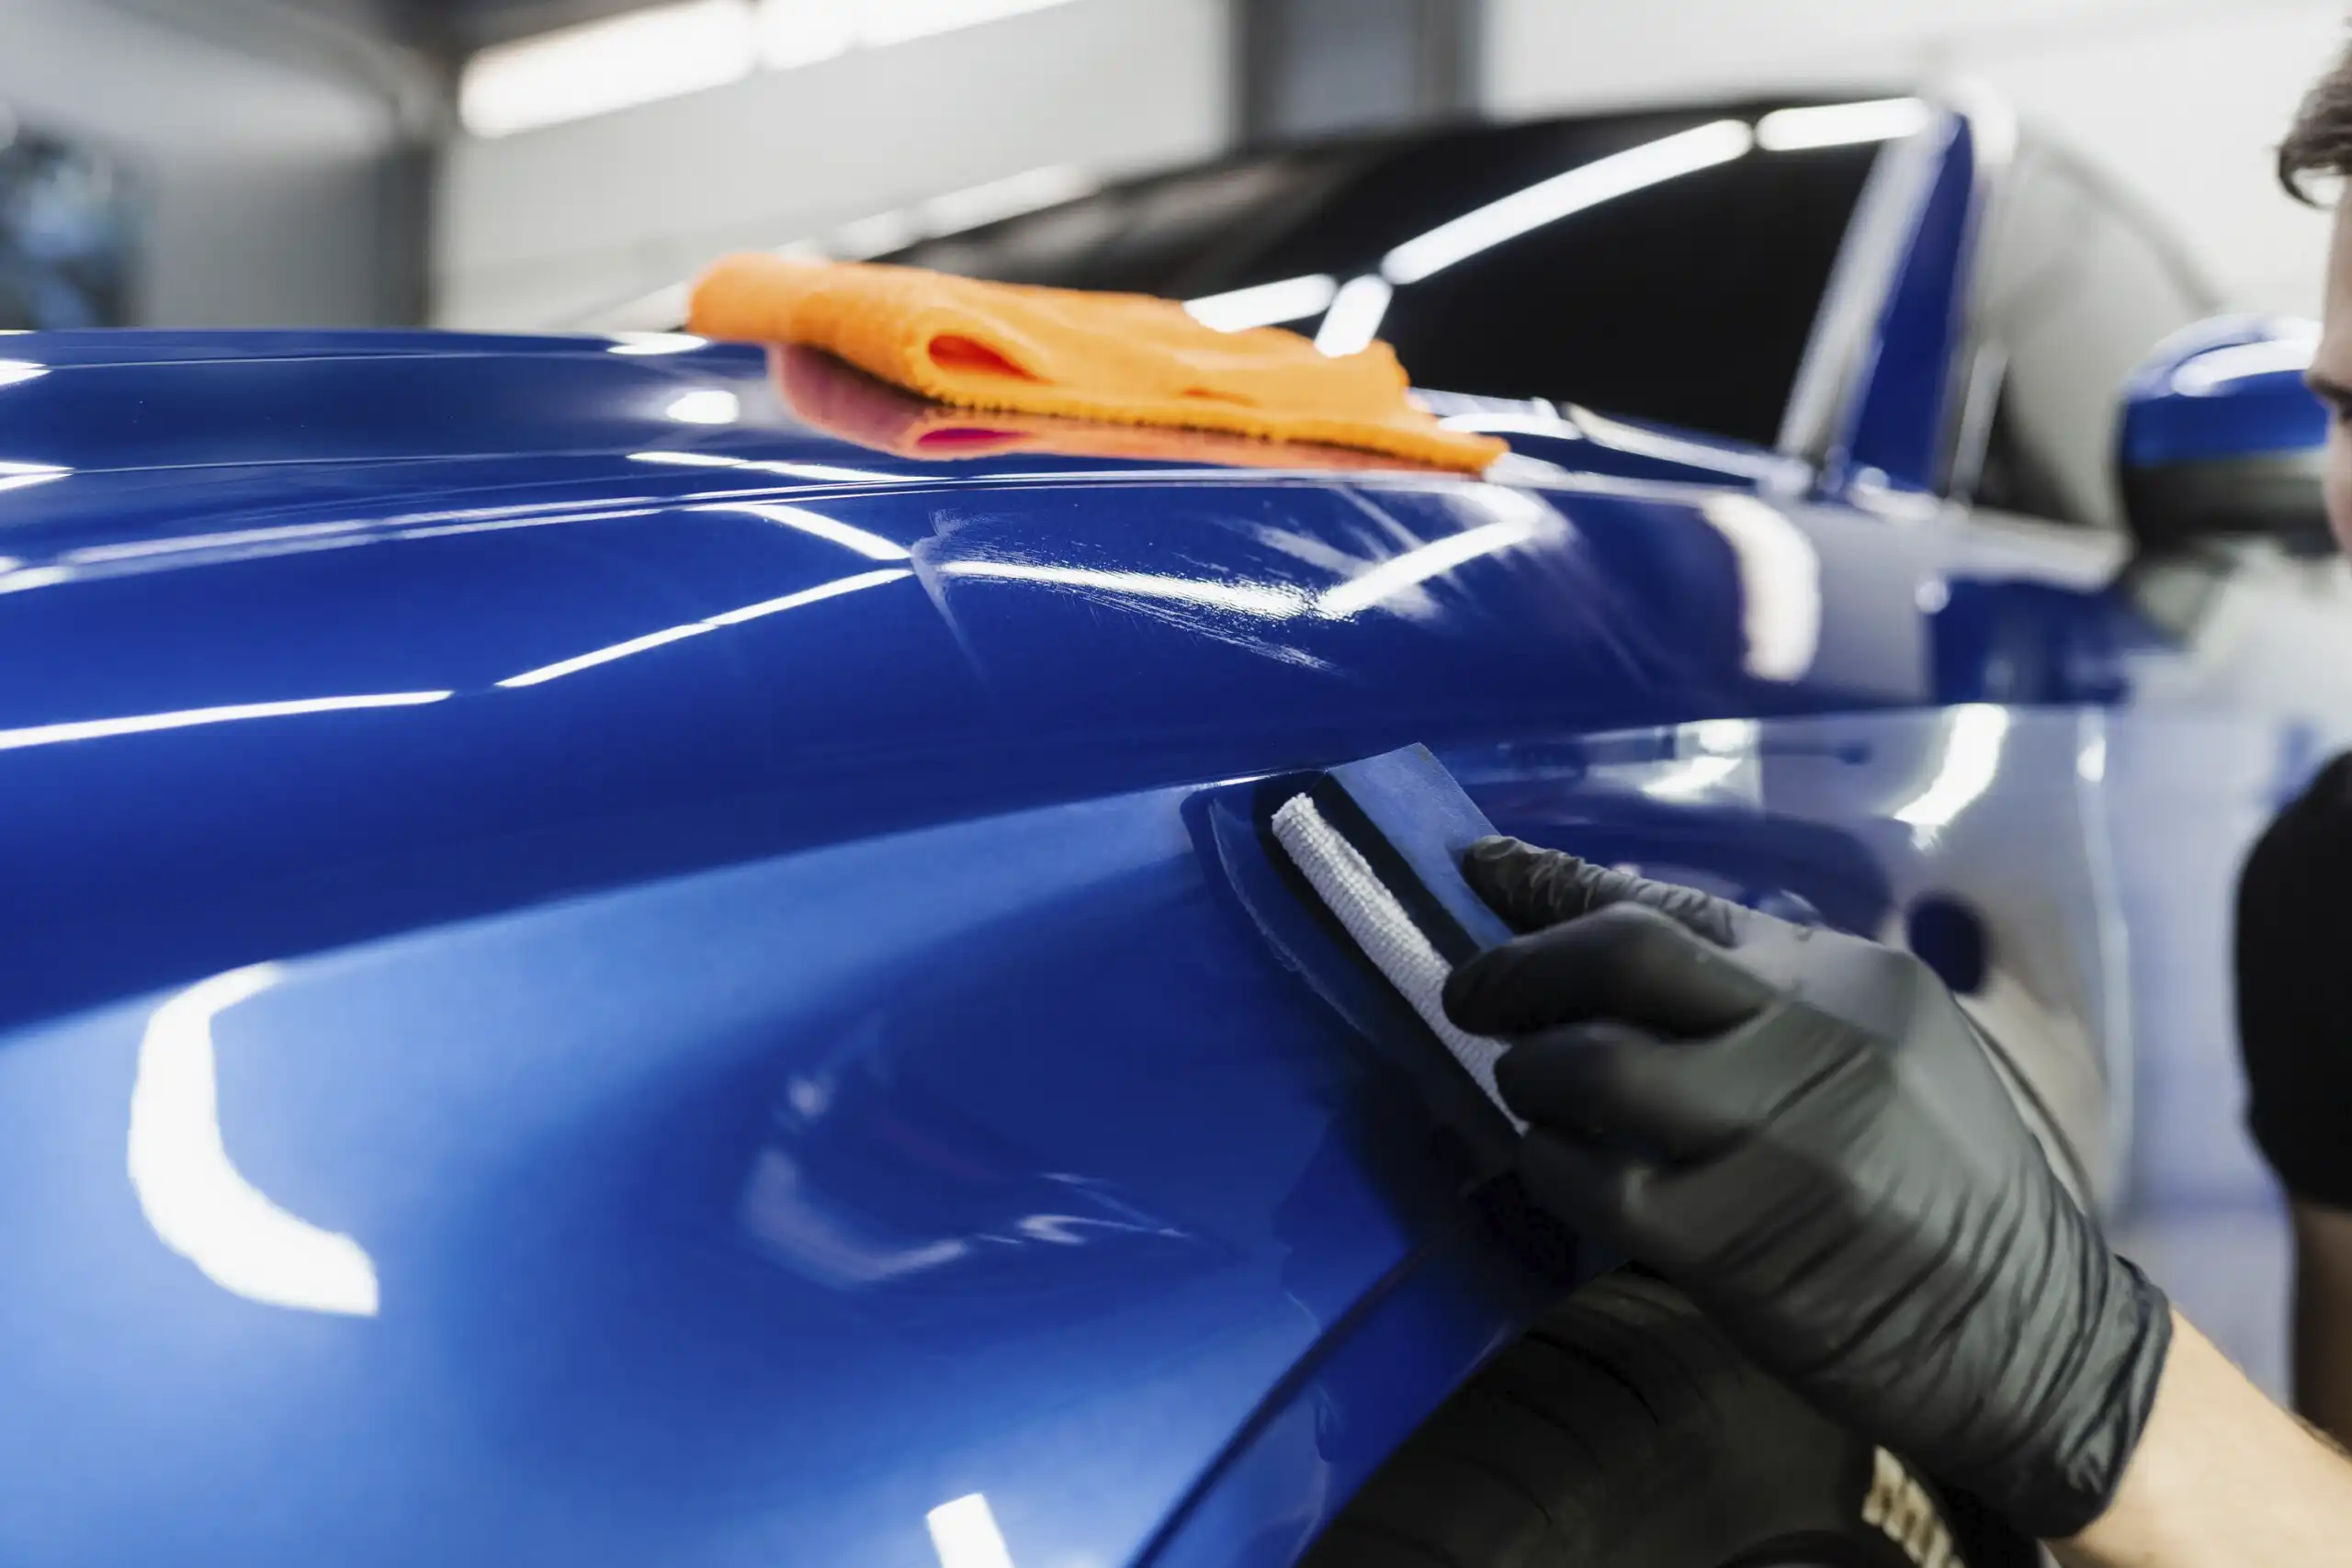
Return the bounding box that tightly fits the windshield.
[885,104,1894,450]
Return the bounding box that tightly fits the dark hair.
[2282,40,2352,204]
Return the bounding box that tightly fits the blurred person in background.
[2234,25,2352,1460]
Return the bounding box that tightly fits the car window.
[1964,144,2214,528]
[887,109,1883,451]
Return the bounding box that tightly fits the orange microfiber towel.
[688,254,1507,474]
[767,344,1458,474]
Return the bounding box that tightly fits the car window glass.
[888,110,1881,451]
[1968,147,2212,528]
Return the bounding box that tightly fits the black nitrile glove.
[1441,837,2171,1541]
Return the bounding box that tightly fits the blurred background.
[0,0,2343,333]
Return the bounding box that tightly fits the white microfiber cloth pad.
[1272,792,1526,1132]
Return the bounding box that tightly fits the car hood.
[0,327,1793,487]
[0,330,1838,1034]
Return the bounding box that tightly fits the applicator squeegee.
[1268,745,1526,1132]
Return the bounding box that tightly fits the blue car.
[0,93,2335,1567]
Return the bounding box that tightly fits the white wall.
[435,0,1231,328]
[0,0,413,325]
[1486,0,2346,318]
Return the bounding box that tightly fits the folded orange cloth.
[689,254,1506,473]
[768,344,1457,473]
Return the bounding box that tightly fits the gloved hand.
[1441,837,2171,1540]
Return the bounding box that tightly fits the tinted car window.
[1966,145,2214,528]
[888,110,1883,450]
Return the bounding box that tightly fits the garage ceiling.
[260,0,661,56]
[387,0,659,50]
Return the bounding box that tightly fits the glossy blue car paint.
[2119,314,2328,467]
[0,108,2329,1565]
[1835,111,1975,495]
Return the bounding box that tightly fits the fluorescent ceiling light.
[1755,97,1932,152]
[469,0,1085,140]
[1382,119,1753,285]
[758,0,1078,65]
[1314,276,1393,356]
[1187,275,1338,333]
[757,0,855,66]
[856,0,1078,48]
[460,0,755,139]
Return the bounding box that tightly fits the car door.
[1942,130,2342,1386]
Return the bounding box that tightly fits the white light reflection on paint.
[607,332,707,355]
[0,459,69,495]
[628,449,917,484]
[1184,274,1337,333]
[0,690,452,751]
[1894,705,2011,834]
[703,567,911,625]
[1755,97,1931,152]
[1569,404,1800,482]
[937,494,1547,626]
[1315,513,1537,618]
[935,559,1310,618]
[0,359,47,389]
[496,623,716,687]
[665,389,741,424]
[2171,334,2319,396]
[1640,718,1756,802]
[128,964,380,1317]
[1698,494,1820,682]
[68,519,372,564]
[496,567,911,686]
[395,508,663,541]
[1381,120,1753,285]
[689,500,910,559]
[1641,754,1742,802]
[1313,275,1392,356]
[926,1493,1017,1568]
[0,565,73,593]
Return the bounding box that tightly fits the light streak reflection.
[496,567,913,687]
[128,964,380,1317]
[0,691,453,751]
